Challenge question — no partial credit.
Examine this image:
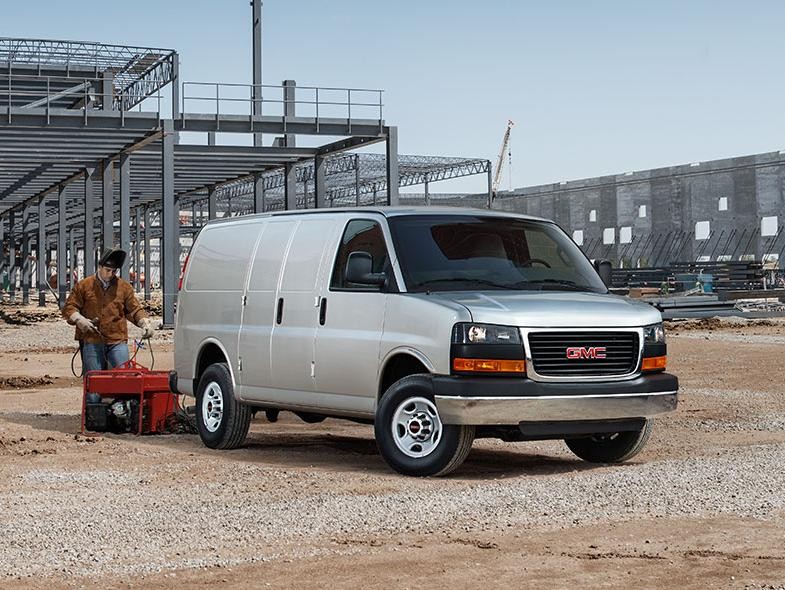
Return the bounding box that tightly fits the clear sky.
[4,1,785,194]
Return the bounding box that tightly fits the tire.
[565,419,653,463]
[196,362,251,450]
[374,375,475,477]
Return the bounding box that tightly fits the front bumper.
[432,373,678,425]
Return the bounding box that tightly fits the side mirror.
[346,251,386,286]
[593,259,613,287]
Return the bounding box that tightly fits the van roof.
[204,206,553,226]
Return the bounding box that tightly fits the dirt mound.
[0,305,61,326]
[0,375,55,390]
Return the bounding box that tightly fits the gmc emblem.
[566,346,607,359]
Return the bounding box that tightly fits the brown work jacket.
[62,275,147,345]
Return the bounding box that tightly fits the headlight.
[452,323,521,345]
[643,323,665,344]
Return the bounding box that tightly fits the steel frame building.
[0,10,491,325]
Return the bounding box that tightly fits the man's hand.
[69,312,98,335]
[138,318,155,340]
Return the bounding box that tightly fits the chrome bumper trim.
[434,391,678,425]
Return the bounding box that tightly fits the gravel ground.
[2,442,785,579]
[2,304,785,587]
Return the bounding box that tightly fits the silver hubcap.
[391,396,443,458]
[202,382,224,433]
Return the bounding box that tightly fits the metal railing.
[181,82,384,133]
[3,72,162,124]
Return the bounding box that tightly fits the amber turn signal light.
[642,356,667,371]
[453,358,525,373]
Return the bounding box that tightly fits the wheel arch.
[378,348,433,401]
[194,338,236,393]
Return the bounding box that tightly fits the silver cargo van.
[173,207,678,476]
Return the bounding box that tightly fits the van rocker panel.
[432,373,678,425]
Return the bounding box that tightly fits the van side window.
[330,219,390,290]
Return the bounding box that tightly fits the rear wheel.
[565,419,653,463]
[374,375,475,477]
[196,362,251,449]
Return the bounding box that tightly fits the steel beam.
[57,185,67,308]
[284,162,297,210]
[21,204,31,305]
[37,195,46,306]
[119,153,131,280]
[386,126,400,206]
[161,119,177,326]
[102,159,114,253]
[84,168,96,276]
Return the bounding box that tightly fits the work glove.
[70,312,98,335]
[138,317,155,340]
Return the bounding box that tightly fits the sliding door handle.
[319,297,327,325]
[276,297,284,324]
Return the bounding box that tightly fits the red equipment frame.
[81,358,179,435]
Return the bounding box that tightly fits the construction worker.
[62,248,154,372]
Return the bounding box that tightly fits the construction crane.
[491,119,514,199]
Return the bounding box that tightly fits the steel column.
[283,79,296,147]
[385,126,400,206]
[119,153,131,280]
[171,53,181,121]
[424,177,430,206]
[355,153,361,206]
[69,226,76,284]
[101,69,114,112]
[284,162,297,210]
[134,207,142,292]
[9,211,16,300]
[102,159,114,253]
[252,0,263,147]
[84,168,96,276]
[208,186,217,220]
[21,204,31,305]
[143,206,151,302]
[254,173,265,213]
[161,119,177,326]
[487,166,493,208]
[37,195,46,306]
[57,185,67,308]
[314,154,327,208]
[0,219,5,303]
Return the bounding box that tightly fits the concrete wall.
[493,151,785,267]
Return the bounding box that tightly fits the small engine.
[84,393,139,434]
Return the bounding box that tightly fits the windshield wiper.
[516,279,593,292]
[413,278,517,290]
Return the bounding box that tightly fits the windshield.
[387,214,607,293]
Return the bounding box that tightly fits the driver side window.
[330,219,390,290]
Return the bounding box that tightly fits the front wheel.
[196,362,251,450]
[565,419,653,463]
[374,375,475,477]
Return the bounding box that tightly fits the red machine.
[81,358,180,435]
